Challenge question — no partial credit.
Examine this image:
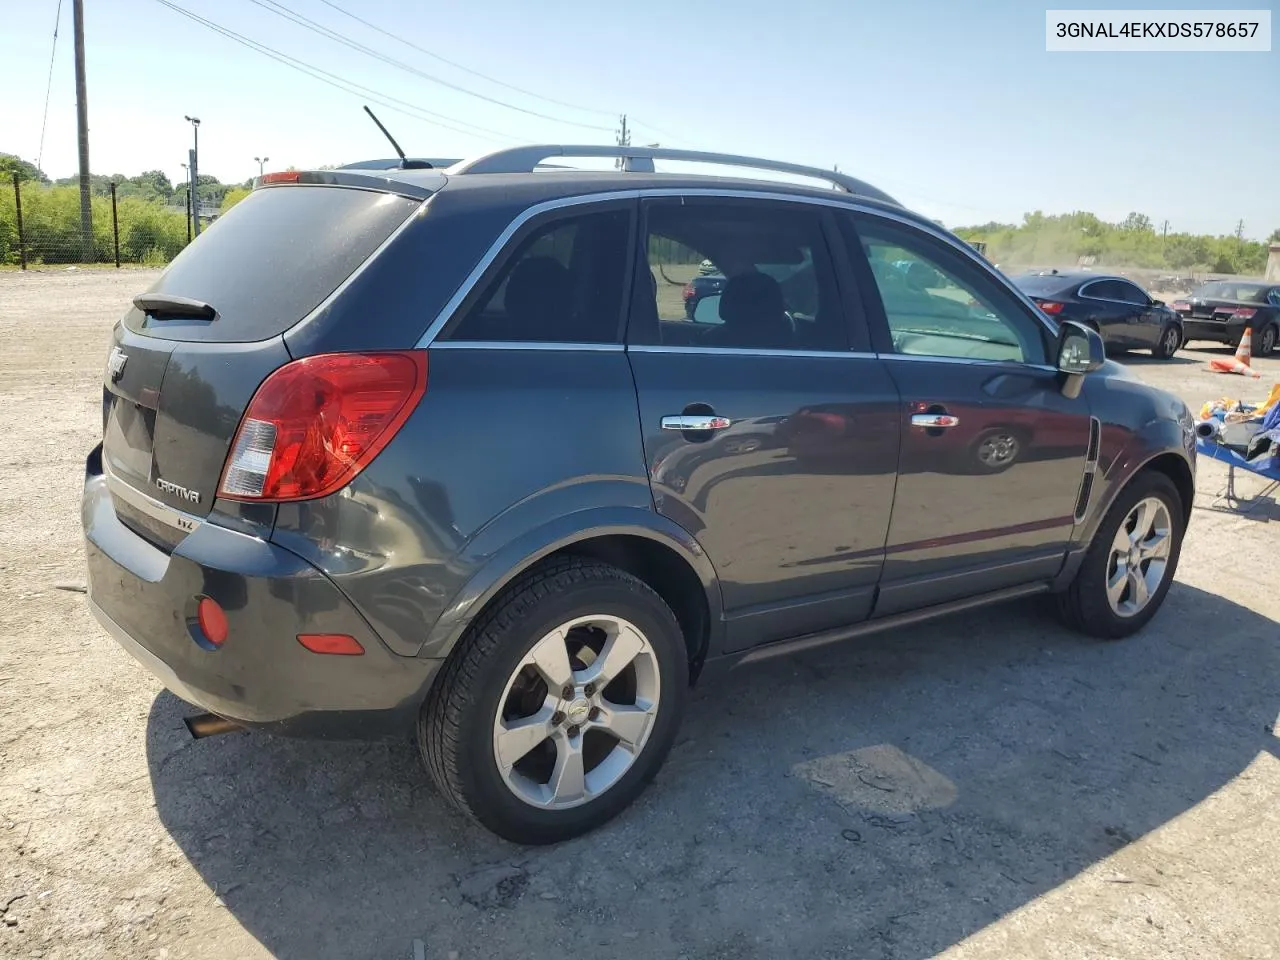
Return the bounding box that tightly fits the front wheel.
[1055,471,1185,639]
[419,557,688,844]
[1152,324,1181,359]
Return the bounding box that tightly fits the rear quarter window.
[126,186,420,342]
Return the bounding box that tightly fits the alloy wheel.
[1106,496,1173,618]
[492,615,661,809]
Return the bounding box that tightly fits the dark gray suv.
[83,146,1196,844]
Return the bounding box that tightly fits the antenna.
[363,105,406,161]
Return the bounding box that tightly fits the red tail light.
[1036,300,1065,315]
[682,283,695,301]
[219,351,427,502]
[1171,300,1189,311]
[1229,307,1256,319]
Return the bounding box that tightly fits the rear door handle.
[910,414,960,428]
[662,415,732,431]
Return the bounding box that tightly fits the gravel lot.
[2,268,1278,960]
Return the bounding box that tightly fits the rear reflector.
[297,633,365,655]
[219,351,427,502]
[1037,300,1065,315]
[197,597,228,647]
[260,171,301,184]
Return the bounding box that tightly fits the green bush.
[0,183,190,265]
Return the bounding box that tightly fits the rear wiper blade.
[132,294,217,321]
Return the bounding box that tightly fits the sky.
[3,0,1277,237]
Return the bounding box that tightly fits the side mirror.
[1056,320,1105,399]
[1151,298,1164,307]
[692,295,723,325]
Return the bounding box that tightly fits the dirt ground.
[1,268,1278,960]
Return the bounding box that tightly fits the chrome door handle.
[662,415,732,431]
[911,414,960,428]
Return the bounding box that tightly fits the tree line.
[0,152,253,265]
[953,210,1279,276]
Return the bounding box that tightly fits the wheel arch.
[419,507,724,680]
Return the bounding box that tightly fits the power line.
[152,0,516,143]
[315,0,615,120]
[36,0,64,171]
[244,0,614,133]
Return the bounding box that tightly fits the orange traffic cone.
[1207,328,1261,378]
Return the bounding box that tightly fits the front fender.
[1075,411,1194,550]
[418,483,723,661]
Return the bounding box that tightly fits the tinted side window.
[635,200,847,352]
[1115,281,1150,305]
[1081,279,1124,301]
[850,214,1048,365]
[445,208,630,343]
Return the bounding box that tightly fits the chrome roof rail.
[444,145,898,205]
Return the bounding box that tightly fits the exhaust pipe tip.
[184,713,243,739]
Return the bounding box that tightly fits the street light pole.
[184,115,201,237]
[254,156,269,176]
[179,162,191,243]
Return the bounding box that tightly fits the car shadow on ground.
[1116,351,1201,366]
[146,583,1279,960]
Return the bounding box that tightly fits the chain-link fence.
[1,175,209,268]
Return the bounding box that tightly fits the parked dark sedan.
[1170,281,1280,356]
[1012,270,1184,358]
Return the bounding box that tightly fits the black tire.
[1152,324,1181,359]
[1257,323,1279,358]
[1055,470,1185,640]
[419,556,688,844]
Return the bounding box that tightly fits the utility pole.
[1235,219,1245,242]
[615,114,630,170]
[185,115,201,237]
[180,162,191,242]
[72,0,93,261]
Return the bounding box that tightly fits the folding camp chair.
[1196,438,1280,519]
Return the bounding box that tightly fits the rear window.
[1012,273,1075,297]
[1195,282,1267,304]
[126,186,420,342]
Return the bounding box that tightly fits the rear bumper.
[82,447,440,738]
[1181,318,1246,343]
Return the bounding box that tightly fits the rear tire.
[419,557,688,844]
[1152,324,1181,359]
[1257,324,1278,358]
[1055,471,1184,640]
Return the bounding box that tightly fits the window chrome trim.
[429,340,624,352]
[628,344,878,359]
[880,353,1059,373]
[1077,278,1152,308]
[104,466,203,536]
[413,184,1061,348]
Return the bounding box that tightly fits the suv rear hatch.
[100,182,425,548]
